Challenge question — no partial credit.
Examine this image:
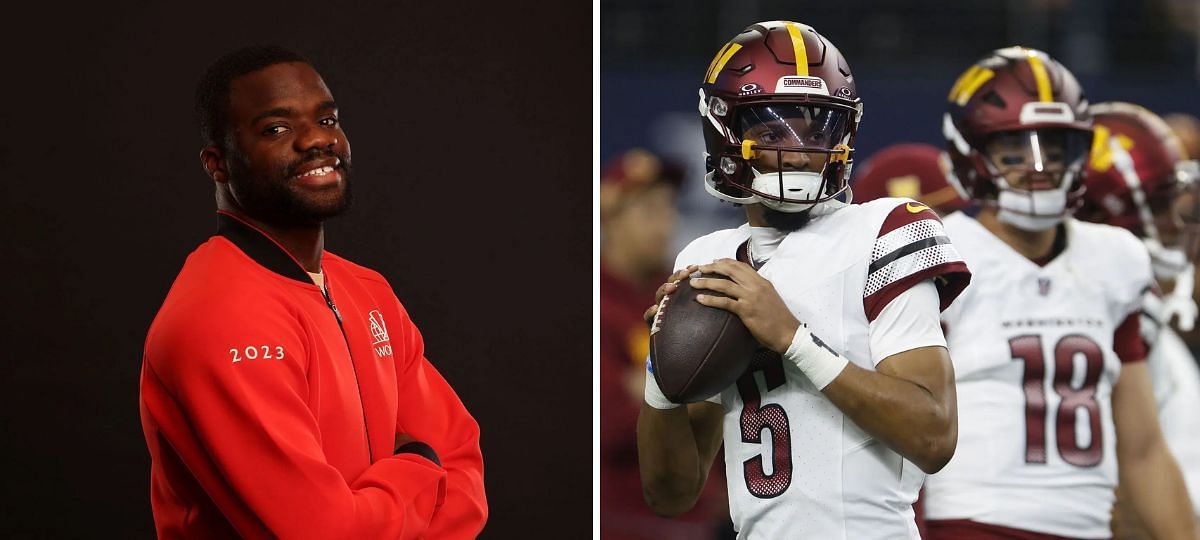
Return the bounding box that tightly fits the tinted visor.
[736,104,851,150]
[983,128,1091,187]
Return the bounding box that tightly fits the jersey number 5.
[736,356,792,499]
[1009,334,1104,467]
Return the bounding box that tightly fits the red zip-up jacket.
[139,212,487,539]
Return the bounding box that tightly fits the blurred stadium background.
[600,2,1200,538]
[601,0,1200,250]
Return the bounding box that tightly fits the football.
[649,272,760,403]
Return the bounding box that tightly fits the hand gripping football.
[649,272,760,403]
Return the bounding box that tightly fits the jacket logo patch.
[368,310,392,357]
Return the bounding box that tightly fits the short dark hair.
[194,45,311,148]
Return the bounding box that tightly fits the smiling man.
[138,46,487,539]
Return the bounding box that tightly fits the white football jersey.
[1142,292,1200,519]
[924,213,1152,538]
[674,198,970,539]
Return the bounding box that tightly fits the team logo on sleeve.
[368,310,392,357]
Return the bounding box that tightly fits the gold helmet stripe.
[947,66,979,100]
[704,42,733,83]
[1090,125,1115,172]
[785,22,809,76]
[949,65,995,106]
[1025,50,1053,102]
[705,42,743,84]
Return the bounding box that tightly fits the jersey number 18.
[1009,334,1104,467]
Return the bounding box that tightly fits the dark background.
[600,0,1200,249]
[603,0,1200,161]
[0,2,591,538]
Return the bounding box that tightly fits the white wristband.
[643,356,682,409]
[783,325,849,391]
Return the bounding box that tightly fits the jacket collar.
[216,211,313,284]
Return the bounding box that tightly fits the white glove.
[783,324,849,390]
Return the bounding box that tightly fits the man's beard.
[762,206,814,232]
[226,149,353,228]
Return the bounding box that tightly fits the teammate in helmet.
[1076,102,1200,531]
[637,21,971,538]
[852,143,972,216]
[941,47,1094,232]
[922,48,1197,539]
[1079,102,1200,323]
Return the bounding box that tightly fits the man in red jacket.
[139,46,487,539]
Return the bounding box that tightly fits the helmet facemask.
[979,127,1092,231]
[1169,160,1200,274]
[704,96,858,215]
[697,21,862,221]
[1141,163,1200,331]
[1115,159,1195,281]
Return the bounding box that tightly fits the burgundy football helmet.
[943,47,1093,230]
[852,143,971,214]
[699,21,861,214]
[1078,102,1200,278]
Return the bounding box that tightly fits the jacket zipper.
[321,279,374,464]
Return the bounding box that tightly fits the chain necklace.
[743,239,762,270]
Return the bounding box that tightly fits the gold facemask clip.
[830,143,851,164]
[741,139,758,160]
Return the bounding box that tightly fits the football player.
[637,21,972,538]
[852,143,971,216]
[1076,101,1200,531]
[922,48,1197,538]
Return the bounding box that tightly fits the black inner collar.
[1031,222,1068,267]
[216,213,312,283]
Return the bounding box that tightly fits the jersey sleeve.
[1111,227,1154,364]
[673,238,706,272]
[863,201,971,322]
[143,300,446,539]
[672,229,744,271]
[868,279,947,365]
[1114,312,1147,364]
[389,297,489,539]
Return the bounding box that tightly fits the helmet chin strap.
[752,169,822,212]
[995,189,1068,231]
[702,169,851,217]
[992,168,1078,232]
[750,168,850,215]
